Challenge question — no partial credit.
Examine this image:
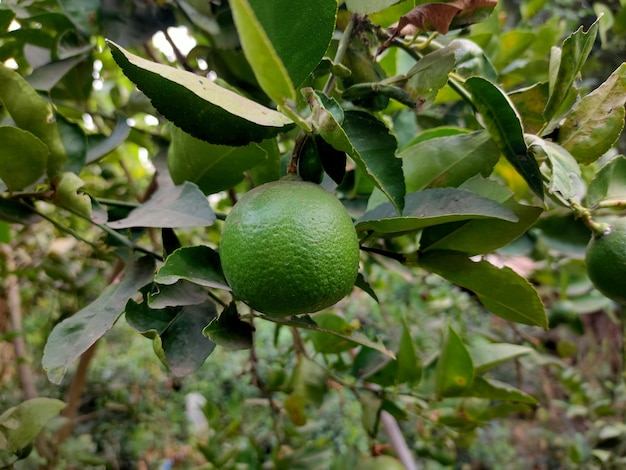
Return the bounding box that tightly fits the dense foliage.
[1,0,626,468]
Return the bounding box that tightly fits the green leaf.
[452,38,497,81]
[229,0,294,102]
[396,319,422,385]
[285,357,328,425]
[265,314,396,359]
[526,135,582,200]
[0,63,66,177]
[465,76,543,199]
[107,40,293,146]
[345,0,402,14]
[107,181,216,229]
[230,0,336,103]
[509,82,550,134]
[56,114,87,174]
[418,251,548,328]
[52,172,91,219]
[304,90,405,213]
[585,155,626,207]
[147,280,208,308]
[168,126,270,195]
[401,130,500,192]
[358,389,382,436]
[155,245,229,290]
[308,312,359,354]
[351,347,396,386]
[42,256,156,384]
[0,398,66,457]
[558,63,626,164]
[85,116,131,164]
[462,377,538,405]
[468,343,533,374]
[0,9,15,33]
[0,199,41,225]
[419,177,543,255]
[26,54,90,92]
[0,127,48,191]
[435,325,474,397]
[356,187,518,236]
[248,138,281,186]
[204,302,254,351]
[544,19,599,124]
[125,297,217,376]
[404,44,456,111]
[58,0,100,35]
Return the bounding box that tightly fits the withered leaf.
[381,0,497,54]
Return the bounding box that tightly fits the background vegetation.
[1,0,626,468]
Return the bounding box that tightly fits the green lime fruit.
[357,455,405,470]
[585,217,626,305]
[219,180,360,316]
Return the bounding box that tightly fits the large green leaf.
[544,19,599,125]
[0,127,49,191]
[419,177,543,255]
[42,256,156,384]
[558,63,626,165]
[0,63,66,177]
[125,295,217,376]
[465,76,543,199]
[155,245,229,290]
[435,325,474,397]
[356,187,518,236]
[418,251,548,328]
[230,0,336,103]
[401,130,500,192]
[0,398,66,459]
[107,181,215,229]
[107,41,293,146]
[168,126,270,195]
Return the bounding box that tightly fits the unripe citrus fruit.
[585,217,626,305]
[219,179,360,316]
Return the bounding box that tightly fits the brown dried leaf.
[381,0,497,53]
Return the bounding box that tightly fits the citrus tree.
[2,0,626,467]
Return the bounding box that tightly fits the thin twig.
[1,244,37,400]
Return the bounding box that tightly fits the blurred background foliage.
[1,0,626,468]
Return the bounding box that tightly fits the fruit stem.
[323,14,357,95]
[597,199,626,210]
[570,200,610,239]
[287,133,308,175]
